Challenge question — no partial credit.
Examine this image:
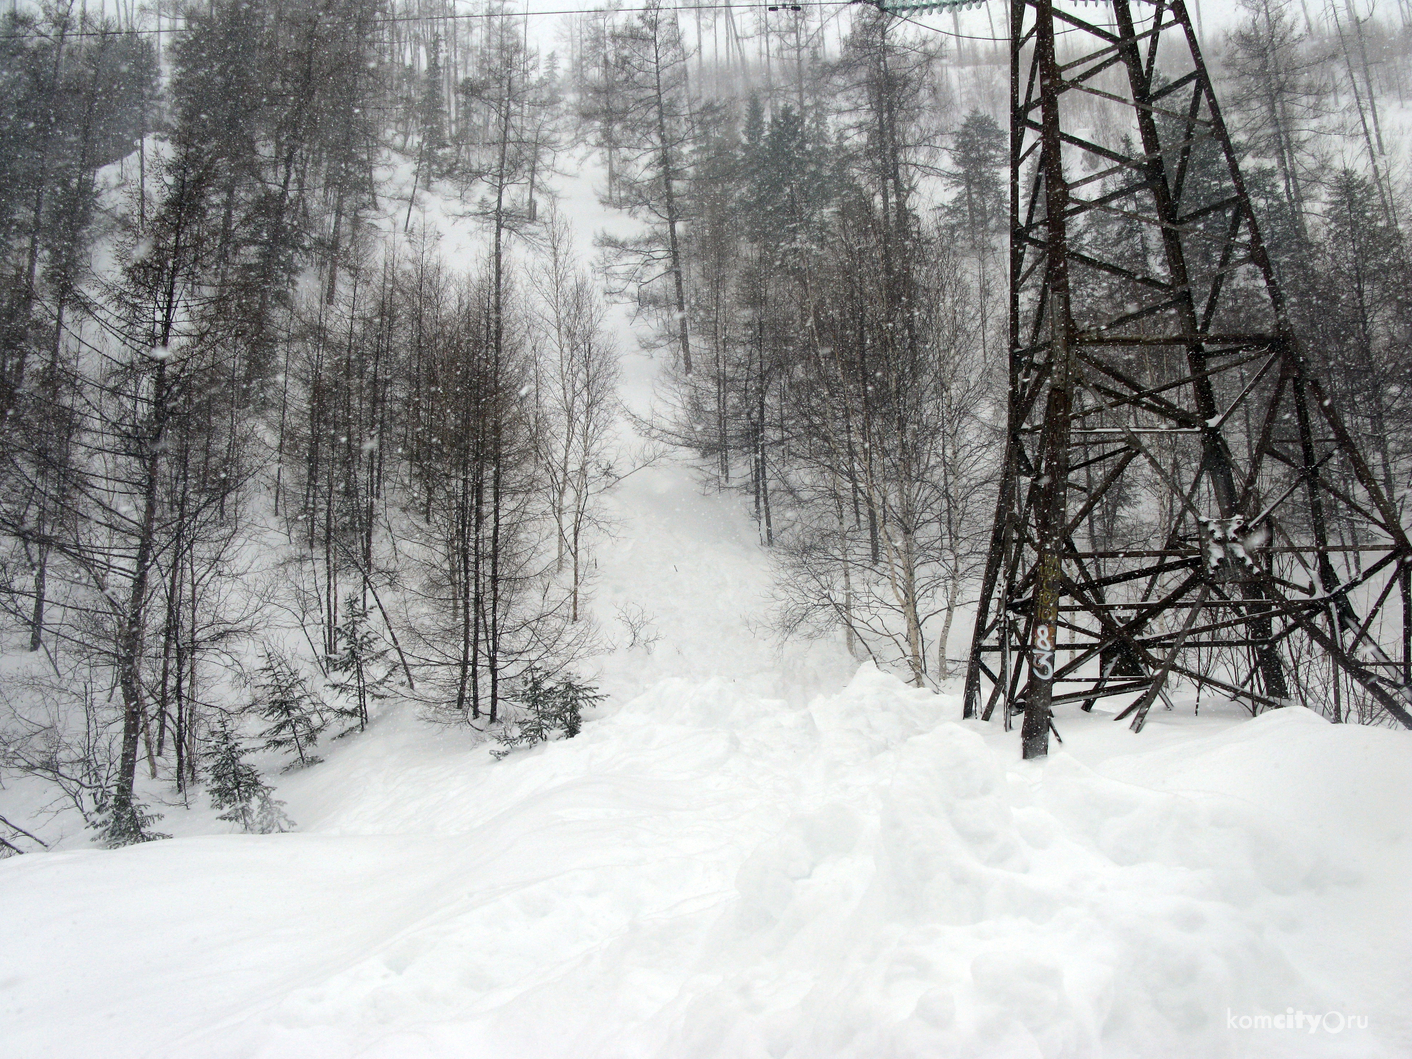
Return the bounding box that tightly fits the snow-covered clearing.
[2,153,1411,1059]
[3,626,1409,1056]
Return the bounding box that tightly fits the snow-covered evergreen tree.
[327,594,392,734]
[492,667,602,758]
[96,798,169,848]
[252,653,326,770]
[203,717,293,834]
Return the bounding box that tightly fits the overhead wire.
[0,0,1083,44]
[0,0,860,41]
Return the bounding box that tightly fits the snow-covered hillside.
[3,147,1411,1059]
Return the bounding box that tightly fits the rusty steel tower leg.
[962,0,1412,752]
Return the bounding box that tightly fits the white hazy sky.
[32,0,1367,57]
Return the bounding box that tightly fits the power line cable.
[0,0,857,41]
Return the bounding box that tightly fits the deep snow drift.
[1,657,1409,1057]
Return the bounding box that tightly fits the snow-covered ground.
[2,637,1409,1057]
[3,152,1412,1059]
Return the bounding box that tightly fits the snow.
[2,659,1409,1057]
[3,145,1410,1059]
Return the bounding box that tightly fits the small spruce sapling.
[203,717,293,834]
[252,652,327,770]
[327,594,392,735]
[96,795,170,848]
[492,667,603,758]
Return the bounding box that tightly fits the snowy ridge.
[2,658,1408,1057]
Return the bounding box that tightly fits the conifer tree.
[96,797,169,848]
[944,110,1006,253]
[252,653,326,769]
[492,666,602,758]
[327,593,391,733]
[420,34,449,178]
[204,717,293,834]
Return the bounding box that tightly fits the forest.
[2,0,1412,852]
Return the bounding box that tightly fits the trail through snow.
[2,153,1411,1059]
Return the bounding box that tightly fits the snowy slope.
[2,667,1409,1057]
[3,153,1412,1059]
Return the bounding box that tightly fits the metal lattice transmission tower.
[933,0,1412,756]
